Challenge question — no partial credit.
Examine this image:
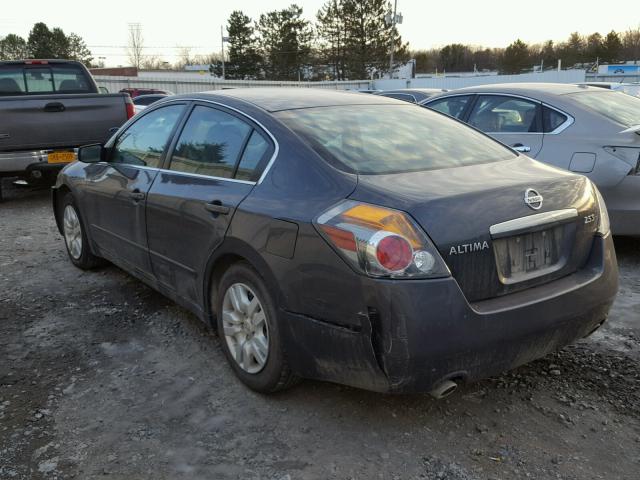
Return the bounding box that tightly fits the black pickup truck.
[0,60,134,197]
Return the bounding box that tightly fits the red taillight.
[125,96,135,119]
[24,60,48,65]
[375,234,413,272]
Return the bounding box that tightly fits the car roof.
[177,88,401,112]
[439,82,591,97]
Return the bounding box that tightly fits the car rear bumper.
[0,150,73,177]
[281,234,618,393]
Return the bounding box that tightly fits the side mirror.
[77,144,104,163]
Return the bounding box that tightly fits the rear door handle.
[44,102,66,112]
[130,190,146,201]
[512,143,531,153]
[205,201,230,215]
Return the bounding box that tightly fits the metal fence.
[94,76,372,94]
[373,70,587,90]
[585,74,640,83]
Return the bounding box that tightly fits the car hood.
[350,157,598,301]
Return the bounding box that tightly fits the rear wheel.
[60,193,103,270]
[216,262,298,393]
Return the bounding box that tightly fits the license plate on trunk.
[47,151,76,164]
[493,225,566,284]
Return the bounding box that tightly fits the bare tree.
[127,23,144,69]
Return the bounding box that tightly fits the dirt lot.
[1,183,639,480]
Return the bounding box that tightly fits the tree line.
[0,22,93,65]
[213,1,407,81]
[414,29,640,74]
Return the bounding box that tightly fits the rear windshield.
[0,64,93,96]
[568,90,640,127]
[276,104,516,174]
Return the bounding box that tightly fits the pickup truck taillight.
[125,95,135,119]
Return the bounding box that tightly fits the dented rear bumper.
[281,234,618,393]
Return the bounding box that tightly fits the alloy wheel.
[63,204,83,260]
[222,283,269,374]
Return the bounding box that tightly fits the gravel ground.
[1,183,639,480]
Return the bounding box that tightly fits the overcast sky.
[1,0,638,66]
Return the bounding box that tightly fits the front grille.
[493,225,567,284]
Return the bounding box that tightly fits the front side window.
[111,104,185,167]
[169,106,252,178]
[468,96,541,133]
[277,104,516,175]
[568,90,640,127]
[426,95,473,119]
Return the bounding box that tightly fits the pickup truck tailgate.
[0,93,128,152]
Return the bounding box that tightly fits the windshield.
[276,104,516,174]
[568,90,640,127]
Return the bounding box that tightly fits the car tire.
[60,192,104,270]
[216,262,299,393]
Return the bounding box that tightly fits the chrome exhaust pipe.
[429,379,458,399]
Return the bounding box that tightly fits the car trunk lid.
[350,157,599,302]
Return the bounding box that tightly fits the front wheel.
[216,262,298,393]
[60,193,104,270]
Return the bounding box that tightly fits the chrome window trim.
[171,97,279,184]
[423,92,575,135]
[380,92,418,103]
[489,208,578,237]
[91,162,257,185]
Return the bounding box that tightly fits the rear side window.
[542,106,568,132]
[426,95,472,119]
[568,91,640,127]
[169,106,252,178]
[111,104,185,168]
[52,65,92,92]
[0,64,93,95]
[0,67,26,94]
[236,130,271,181]
[468,96,541,133]
[277,104,516,175]
[24,67,53,93]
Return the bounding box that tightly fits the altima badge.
[524,189,543,210]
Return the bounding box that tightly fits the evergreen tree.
[227,11,262,79]
[602,30,623,62]
[67,33,92,65]
[501,39,530,73]
[340,0,408,79]
[256,4,313,80]
[316,0,346,80]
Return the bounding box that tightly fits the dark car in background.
[120,87,174,98]
[0,60,134,197]
[132,93,171,114]
[374,88,447,103]
[52,89,618,396]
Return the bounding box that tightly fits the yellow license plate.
[48,151,76,164]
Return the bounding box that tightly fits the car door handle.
[129,191,146,201]
[205,201,230,215]
[44,102,66,112]
[512,143,531,153]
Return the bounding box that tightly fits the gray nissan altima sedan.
[421,83,640,236]
[52,89,618,397]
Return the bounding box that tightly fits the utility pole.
[221,25,226,80]
[385,0,402,78]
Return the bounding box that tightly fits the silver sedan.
[422,83,640,236]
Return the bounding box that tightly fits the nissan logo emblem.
[524,189,543,210]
